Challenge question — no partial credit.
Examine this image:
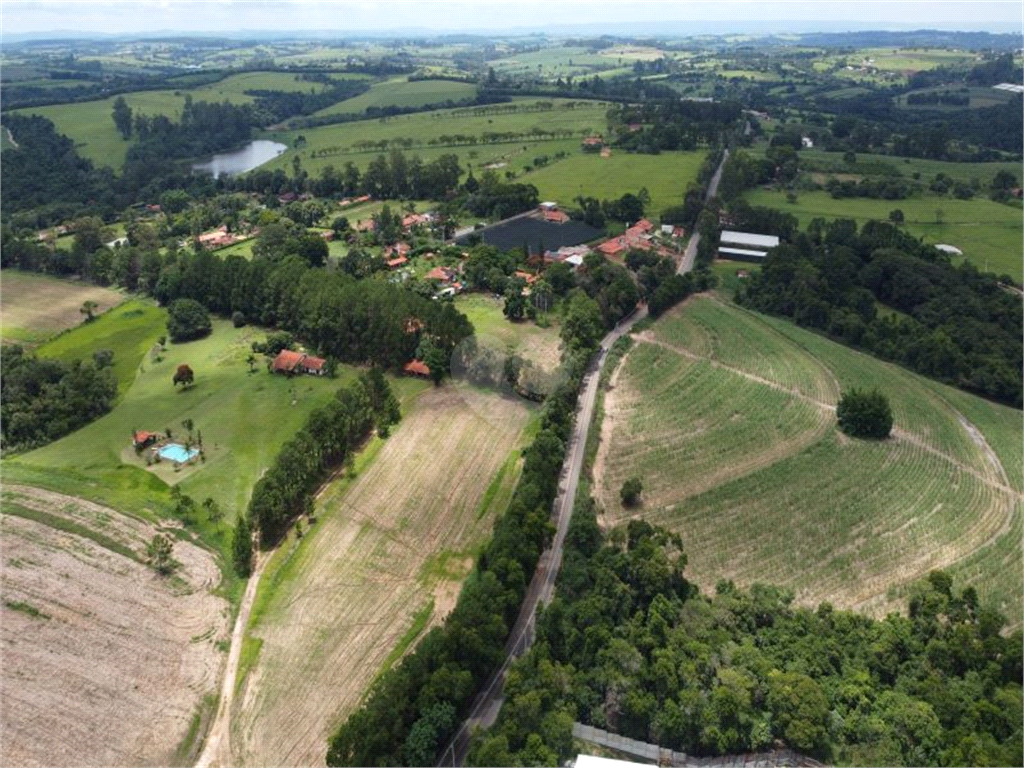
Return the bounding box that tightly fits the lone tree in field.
[173,363,194,388]
[80,300,98,322]
[146,533,176,575]
[836,388,893,439]
[620,476,643,507]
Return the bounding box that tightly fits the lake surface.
[192,140,287,177]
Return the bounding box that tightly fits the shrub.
[620,476,643,507]
[231,311,246,328]
[836,388,893,439]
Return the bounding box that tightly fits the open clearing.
[0,485,229,767]
[595,295,1022,627]
[744,187,1024,282]
[0,270,125,346]
[227,384,534,767]
[312,77,478,117]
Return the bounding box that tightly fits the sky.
[2,0,1022,37]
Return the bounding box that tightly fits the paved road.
[677,148,729,275]
[438,148,733,766]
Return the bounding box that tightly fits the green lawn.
[11,316,353,532]
[796,149,1022,186]
[597,295,1022,628]
[525,149,707,217]
[744,188,1023,282]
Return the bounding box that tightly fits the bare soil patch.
[229,385,533,767]
[0,271,124,345]
[0,486,228,768]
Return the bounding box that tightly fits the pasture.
[229,384,536,767]
[12,315,348,534]
[455,293,563,373]
[795,148,1023,186]
[311,77,478,117]
[594,295,1022,628]
[0,270,125,347]
[744,188,1024,282]
[0,485,229,768]
[525,150,707,217]
[263,97,611,179]
[10,71,333,169]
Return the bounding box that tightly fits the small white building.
[718,230,780,262]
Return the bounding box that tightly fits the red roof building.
[133,430,160,448]
[425,266,458,283]
[542,209,570,224]
[271,350,327,376]
[387,256,409,269]
[403,360,431,377]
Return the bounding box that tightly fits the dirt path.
[194,551,266,768]
[4,126,19,148]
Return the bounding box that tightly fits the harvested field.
[595,295,1022,627]
[0,270,124,346]
[229,385,534,767]
[0,485,229,768]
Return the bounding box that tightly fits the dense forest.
[467,499,1023,767]
[734,218,1023,407]
[0,344,118,452]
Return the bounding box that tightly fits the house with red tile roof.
[271,349,327,376]
[425,265,458,283]
[387,256,409,269]
[133,430,161,449]
[542,209,570,224]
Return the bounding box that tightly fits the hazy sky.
[2,0,1022,36]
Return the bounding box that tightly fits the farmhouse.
[425,265,459,283]
[718,230,780,263]
[271,349,327,376]
[597,218,657,258]
[387,255,409,269]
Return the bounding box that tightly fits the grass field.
[312,77,478,117]
[744,188,1023,282]
[525,150,707,218]
[455,294,562,370]
[794,149,1022,187]
[230,384,536,767]
[10,71,333,169]
[0,270,126,347]
[1,485,228,768]
[262,97,611,178]
[594,295,1022,629]
[11,314,349,536]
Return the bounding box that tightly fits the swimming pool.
[158,443,199,463]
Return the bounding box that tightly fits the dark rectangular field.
[459,217,603,254]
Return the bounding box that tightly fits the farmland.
[0,485,229,768]
[262,97,611,178]
[594,295,1022,628]
[743,188,1024,282]
[0,271,125,347]
[228,384,536,767]
[311,77,477,117]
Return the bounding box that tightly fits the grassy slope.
[11,72,332,169]
[312,77,477,116]
[598,295,1022,628]
[744,188,1023,282]
[263,98,610,177]
[11,316,348,529]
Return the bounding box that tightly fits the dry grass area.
[0,485,229,768]
[594,296,1022,625]
[0,271,125,345]
[229,385,534,767]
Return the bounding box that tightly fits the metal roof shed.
[720,230,780,249]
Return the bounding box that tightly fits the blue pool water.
[158,443,199,463]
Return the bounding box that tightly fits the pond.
[192,140,287,177]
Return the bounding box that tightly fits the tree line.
[735,218,1023,407]
[234,369,400,561]
[467,499,1022,766]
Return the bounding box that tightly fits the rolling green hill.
[596,294,1022,629]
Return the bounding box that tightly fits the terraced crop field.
[595,295,1022,627]
[228,384,536,767]
[0,485,229,768]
